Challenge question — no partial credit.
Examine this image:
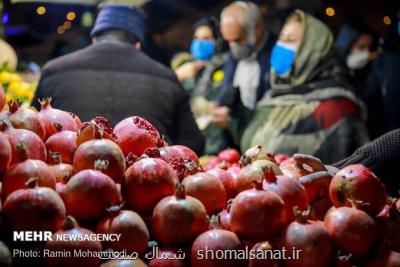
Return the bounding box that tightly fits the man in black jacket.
[32,4,204,154]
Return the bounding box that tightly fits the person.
[364,12,400,139]
[334,129,400,195]
[211,1,277,146]
[335,20,378,95]
[240,10,369,163]
[32,4,204,155]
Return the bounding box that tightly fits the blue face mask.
[270,41,297,76]
[190,39,216,61]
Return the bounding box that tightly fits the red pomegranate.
[148,248,185,267]
[191,229,244,267]
[166,157,201,181]
[219,206,232,231]
[366,251,400,267]
[0,100,46,140]
[152,183,209,246]
[217,148,240,164]
[1,178,65,231]
[159,145,199,165]
[48,162,73,183]
[64,170,120,222]
[45,130,77,164]
[69,112,82,128]
[329,164,387,216]
[248,241,280,267]
[282,208,333,267]
[76,117,117,146]
[0,241,12,267]
[227,164,240,180]
[207,168,237,199]
[101,259,148,267]
[73,136,126,183]
[182,172,227,215]
[235,159,282,193]
[274,154,289,165]
[38,98,78,140]
[2,159,56,201]
[114,116,163,156]
[45,216,102,267]
[324,206,377,257]
[376,201,400,252]
[263,169,309,223]
[96,206,149,254]
[123,158,178,215]
[229,178,286,242]
[0,86,5,111]
[0,132,11,174]
[0,120,46,165]
[309,195,333,221]
[239,145,275,166]
[204,156,221,171]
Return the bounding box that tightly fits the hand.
[212,105,231,128]
[175,61,205,81]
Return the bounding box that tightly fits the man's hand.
[212,105,231,128]
[175,61,205,81]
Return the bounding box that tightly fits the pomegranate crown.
[38,97,52,109]
[293,206,311,223]
[7,99,22,113]
[174,183,186,200]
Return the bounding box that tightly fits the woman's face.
[278,19,304,50]
[351,33,373,52]
[194,25,215,41]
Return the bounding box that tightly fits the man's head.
[91,4,146,49]
[220,1,264,60]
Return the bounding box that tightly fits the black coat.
[33,41,205,155]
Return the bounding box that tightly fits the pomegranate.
[309,195,333,221]
[329,164,387,216]
[240,145,275,166]
[73,131,126,183]
[2,159,56,201]
[96,206,149,254]
[227,164,240,180]
[1,178,65,231]
[204,156,221,171]
[235,159,282,193]
[114,116,162,156]
[0,241,12,267]
[124,158,178,215]
[182,172,227,215]
[248,241,280,267]
[219,205,232,231]
[324,206,377,257]
[166,157,201,181]
[148,248,185,267]
[207,168,237,199]
[0,132,11,174]
[230,177,286,242]
[0,86,5,111]
[191,229,244,267]
[274,153,289,165]
[282,207,333,267]
[0,100,46,140]
[101,259,148,267]
[76,117,117,146]
[376,200,400,252]
[159,145,199,164]
[366,251,400,267]
[152,183,209,245]
[263,169,309,222]
[0,120,46,165]
[64,170,120,222]
[69,112,82,128]
[45,216,102,267]
[48,162,73,183]
[45,130,77,164]
[217,148,240,164]
[38,98,78,140]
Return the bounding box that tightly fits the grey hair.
[221,1,262,34]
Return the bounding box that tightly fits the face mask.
[229,29,256,60]
[346,49,369,70]
[270,41,297,76]
[190,39,216,61]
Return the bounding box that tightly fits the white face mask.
[346,49,370,70]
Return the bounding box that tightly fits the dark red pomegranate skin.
[0,132,11,174]
[329,164,387,216]
[148,248,185,267]
[217,148,240,164]
[219,208,232,231]
[114,116,161,157]
[73,139,126,183]
[45,131,77,164]
[160,145,200,165]
[191,229,244,267]
[248,241,280,267]
[96,209,149,254]
[64,170,120,222]
[123,158,178,215]
[2,159,56,201]
[182,172,227,215]
[1,187,65,231]
[207,168,237,199]
[324,207,377,257]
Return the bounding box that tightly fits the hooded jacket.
[241,10,369,163]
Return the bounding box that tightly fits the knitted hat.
[90,4,146,43]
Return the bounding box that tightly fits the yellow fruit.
[0,71,11,84]
[7,82,21,94]
[5,93,13,102]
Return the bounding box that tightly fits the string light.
[57,26,65,34]
[36,6,46,15]
[66,12,76,21]
[383,16,392,25]
[325,7,335,17]
[63,21,72,29]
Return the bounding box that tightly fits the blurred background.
[1,0,398,68]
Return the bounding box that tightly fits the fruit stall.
[0,84,399,267]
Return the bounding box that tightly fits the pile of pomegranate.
[0,94,399,267]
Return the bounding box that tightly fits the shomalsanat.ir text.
[196,246,302,260]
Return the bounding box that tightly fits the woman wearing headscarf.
[241,10,369,163]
